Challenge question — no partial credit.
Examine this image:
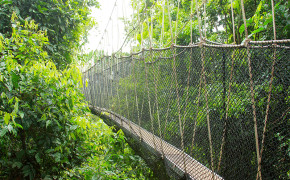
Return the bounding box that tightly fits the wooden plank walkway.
[90,106,224,180]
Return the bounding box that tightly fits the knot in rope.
[242,38,252,47]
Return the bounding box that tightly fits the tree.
[0,13,91,179]
[0,0,99,69]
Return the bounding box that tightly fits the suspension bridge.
[83,0,289,179]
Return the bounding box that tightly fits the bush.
[0,13,90,179]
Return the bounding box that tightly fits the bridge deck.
[90,106,223,180]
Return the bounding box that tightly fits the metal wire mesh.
[83,40,289,180]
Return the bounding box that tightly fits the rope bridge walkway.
[82,0,289,179]
[90,106,223,180]
[83,40,289,180]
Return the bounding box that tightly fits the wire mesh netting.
[83,40,289,180]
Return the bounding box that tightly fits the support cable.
[195,0,203,40]
[161,0,165,47]
[203,0,207,39]
[240,0,262,179]
[166,0,174,44]
[201,45,215,178]
[96,0,118,51]
[190,0,193,44]
[240,0,248,39]
[230,0,236,43]
[175,0,180,44]
[217,0,237,171]
[258,1,278,179]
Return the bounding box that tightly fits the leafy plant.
[0,14,90,179]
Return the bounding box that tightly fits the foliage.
[0,0,99,69]
[94,44,289,179]
[0,14,87,179]
[63,116,154,180]
[127,0,288,48]
[0,15,154,179]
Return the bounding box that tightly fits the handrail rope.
[143,50,158,152]
[172,46,187,173]
[201,44,215,178]
[258,0,278,178]
[175,0,180,44]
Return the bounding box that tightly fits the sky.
[84,0,133,55]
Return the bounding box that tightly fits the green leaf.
[19,111,24,119]
[46,120,51,128]
[4,112,10,124]
[7,124,13,132]
[239,24,245,34]
[12,162,23,168]
[248,27,265,38]
[0,128,8,137]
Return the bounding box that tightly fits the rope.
[175,0,180,44]
[195,0,203,39]
[240,0,248,38]
[271,0,277,41]
[203,0,207,39]
[166,0,174,44]
[190,0,193,44]
[201,44,215,177]
[96,0,118,51]
[258,1,277,178]
[230,0,236,43]
[161,0,165,47]
[246,42,262,180]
